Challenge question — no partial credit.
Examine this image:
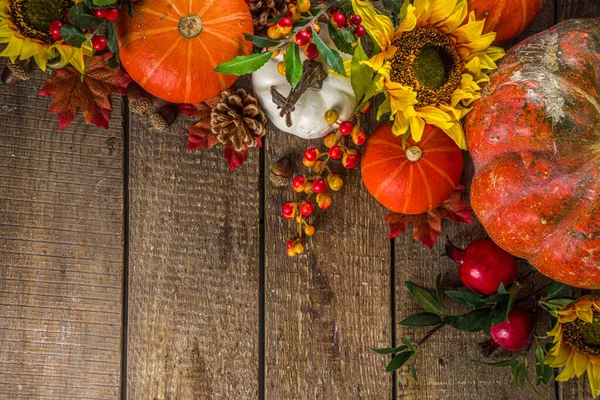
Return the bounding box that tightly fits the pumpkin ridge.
[167,1,184,17]
[424,147,460,153]
[361,155,406,174]
[402,164,414,214]
[197,39,227,89]
[421,158,457,188]
[136,6,179,22]
[203,12,251,26]
[367,138,404,151]
[203,27,247,48]
[416,162,433,211]
[197,0,217,17]
[185,40,193,101]
[139,36,184,86]
[374,160,408,198]
[119,27,179,47]
[518,0,528,34]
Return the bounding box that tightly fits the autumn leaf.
[224,143,248,171]
[385,185,473,249]
[178,97,220,117]
[39,53,132,130]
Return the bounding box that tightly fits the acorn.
[2,67,21,86]
[270,157,293,187]
[128,83,153,115]
[157,103,179,126]
[7,59,30,81]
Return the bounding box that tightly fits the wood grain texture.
[557,0,600,398]
[394,0,560,397]
[0,64,124,399]
[126,78,260,399]
[264,114,393,398]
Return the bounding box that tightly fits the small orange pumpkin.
[467,0,544,45]
[116,0,253,104]
[361,124,464,215]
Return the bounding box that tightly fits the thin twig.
[417,323,445,346]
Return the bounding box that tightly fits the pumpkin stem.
[179,15,203,39]
[405,145,423,162]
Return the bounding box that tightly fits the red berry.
[304,147,318,162]
[349,15,362,26]
[489,307,534,351]
[292,175,306,190]
[286,240,296,249]
[331,12,346,27]
[51,31,62,41]
[339,121,353,135]
[329,6,340,14]
[300,201,314,217]
[354,26,366,38]
[311,178,327,194]
[352,129,367,145]
[305,43,319,60]
[305,26,313,38]
[343,153,360,169]
[446,239,518,296]
[92,36,107,51]
[49,20,63,37]
[282,202,295,217]
[295,31,310,46]
[105,8,119,21]
[94,8,108,18]
[329,146,342,159]
[278,17,293,28]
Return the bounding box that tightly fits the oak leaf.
[39,53,132,130]
[385,185,473,249]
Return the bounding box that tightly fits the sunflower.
[0,0,89,73]
[352,0,504,149]
[545,296,600,397]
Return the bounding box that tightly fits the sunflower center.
[10,0,71,43]
[390,27,462,107]
[564,312,600,356]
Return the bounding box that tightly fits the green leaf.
[68,3,103,30]
[386,351,413,372]
[350,42,372,100]
[399,312,442,327]
[401,337,417,353]
[491,295,511,325]
[541,298,574,311]
[445,290,487,308]
[93,0,117,5]
[472,358,519,368]
[215,51,273,75]
[284,42,303,87]
[60,25,87,48]
[410,362,419,382]
[106,21,119,70]
[546,281,570,299]
[511,361,527,389]
[444,308,492,332]
[243,33,280,48]
[376,93,391,121]
[312,30,346,76]
[398,0,410,21]
[382,0,401,13]
[327,21,354,55]
[371,345,408,355]
[414,287,444,314]
[535,346,553,385]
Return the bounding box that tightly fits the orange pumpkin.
[361,124,464,215]
[467,0,544,45]
[116,0,253,104]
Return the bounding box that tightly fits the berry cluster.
[267,2,366,62]
[282,108,368,256]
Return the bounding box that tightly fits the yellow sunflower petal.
[20,38,43,60]
[416,105,452,128]
[413,0,432,25]
[589,362,600,398]
[428,0,458,26]
[556,353,577,381]
[573,351,589,377]
[451,11,485,43]
[0,34,24,62]
[351,0,394,51]
[392,113,409,136]
[547,342,571,368]
[409,115,425,142]
[362,46,396,72]
[548,322,563,339]
[437,0,468,33]
[395,4,417,37]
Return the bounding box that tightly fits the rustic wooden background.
[0,0,598,398]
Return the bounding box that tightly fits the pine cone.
[128,83,153,115]
[211,89,267,152]
[247,0,288,31]
[149,112,169,132]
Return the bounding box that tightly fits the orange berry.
[277,61,286,76]
[287,5,302,22]
[313,160,324,173]
[303,156,316,168]
[287,248,297,257]
[294,242,305,254]
[316,193,332,210]
[305,225,316,236]
[323,133,337,148]
[360,101,372,113]
[324,109,339,124]
[297,0,311,13]
[327,174,344,191]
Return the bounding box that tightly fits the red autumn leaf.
[187,98,220,150]
[223,143,248,171]
[385,185,473,249]
[39,54,132,130]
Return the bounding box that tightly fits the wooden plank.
[394,0,559,397]
[557,1,600,398]
[126,78,260,399]
[264,109,393,396]
[0,64,124,399]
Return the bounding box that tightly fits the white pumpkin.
[252,24,356,140]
